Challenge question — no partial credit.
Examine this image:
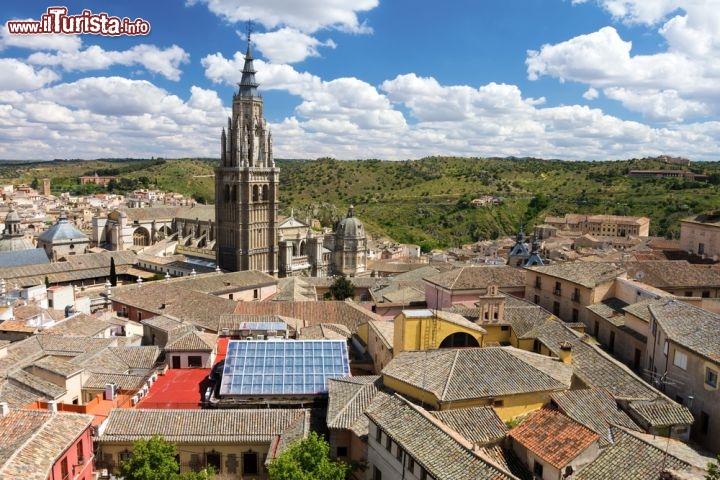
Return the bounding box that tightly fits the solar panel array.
[219,340,350,396]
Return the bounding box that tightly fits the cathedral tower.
[215,36,279,274]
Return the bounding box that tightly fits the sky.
[2,0,720,162]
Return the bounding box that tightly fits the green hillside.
[3,156,720,250]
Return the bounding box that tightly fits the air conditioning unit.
[221,328,229,336]
[256,335,265,341]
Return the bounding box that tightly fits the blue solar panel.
[219,340,351,396]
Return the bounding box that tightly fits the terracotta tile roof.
[327,376,389,437]
[106,346,160,370]
[509,408,599,469]
[32,355,83,378]
[38,312,111,337]
[550,388,640,447]
[366,394,518,480]
[574,427,709,480]
[0,250,137,287]
[624,399,695,428]
[298,323,352,340]
[233,300,381,333]
[165,331,217,351]
[424,265,526,290]
[166,270,278,294]
[626,260,720,288]
[526,262,626,288]
[111,282,237,332]
[84,372,148,391]
[367,320,394,349]
[141,314,184,331]
[382,347,572,403]
[8,369,66,399]
[0,410,93,480]
[0,380,49,409]
[649,300,720,362]
[12,305,65,323]
[97,408,309,444]
[0,320,37,333]
[431,407,507,445]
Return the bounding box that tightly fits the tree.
[327,275,354,301]
[117,436,214,480]
[267,432,351,480]
[708,453,720,480]
[109,257,117,286]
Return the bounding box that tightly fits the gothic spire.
[238,21,259,97]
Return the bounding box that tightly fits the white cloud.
[0,58,59,90]
[1,19,82,52]
[252,28,336,64]
[583,87,599,100]
[188,0,377,34]
[27,44,190,81]
[526,1,720,122]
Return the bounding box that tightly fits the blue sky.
[1,0,719,161]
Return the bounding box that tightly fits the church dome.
[0,207,34,251]
[336,205,364,239]
[38,210,88,244]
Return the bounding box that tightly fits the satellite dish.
[635,271,645,281]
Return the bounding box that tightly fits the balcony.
[571,292,581,302]
[553,288,562,296]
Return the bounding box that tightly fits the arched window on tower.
[299,241,306,256]
[231,186,237,202]
[224,185,230,202]
[252,185,259,202]
[262,185,268,202]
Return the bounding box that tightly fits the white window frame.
[673,350,688,370]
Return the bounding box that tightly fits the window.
[609,331,615,353]
[705,368,718,388]
[572,309,579,322]
[188,355,203,368]
[684,291,693,297]
[119,450,132,462]
[375,426,382,443]
[673,350,688,370]
[533,295,539,304]
[407,457,415,473]
[385,435,391,451]
[420,467,428,480]
[61,457,69,480]
[243,452,258,475]
[336,446,348,457]
[253,289,259,299]
[553,301,560,316]
[572,288,580,302]
[533,461,544,477]
[554,281,562,295]
[535,276,541,289]
[501,325,510,331]
[698,243,705,255]
[396,445,403,461]
[702,291,711,298]
[663,341,668,356]
[76,439,84,464]
[373,466,382,480]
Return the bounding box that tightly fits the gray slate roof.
[382,347,572,403]
[365,394,518,480]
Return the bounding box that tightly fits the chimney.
[558,341,573,364]
[0,402,9,417]
[47,400,58,412]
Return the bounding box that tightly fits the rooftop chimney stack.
[559,341,573,364]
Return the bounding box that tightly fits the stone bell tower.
[215,33,279,274]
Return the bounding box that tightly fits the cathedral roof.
[336,205,365,239]
[37,211,87,244]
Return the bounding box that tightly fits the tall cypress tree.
[109,257,117,286]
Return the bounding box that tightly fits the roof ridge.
[441,350,460,400]
[394,394,520,479]
[328,381,375,427]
